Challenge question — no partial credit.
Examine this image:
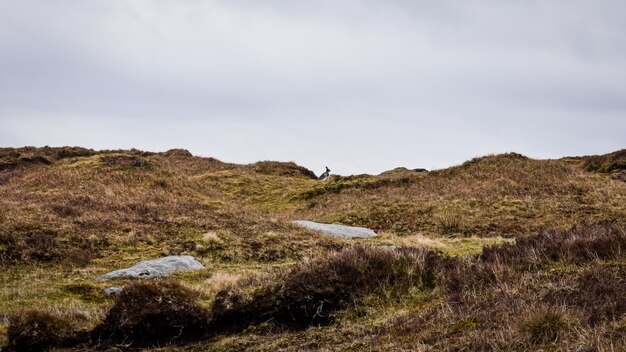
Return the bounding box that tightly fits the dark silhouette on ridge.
[319,166,330,180]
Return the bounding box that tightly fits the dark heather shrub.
[583,149,626,173]
[23,231,59,261]
[480,223,626,266]
[211,245,438,332]
[0,231,20,263]
[65,248,95,266]
[434,227,599,298]
[251,161,318,179]
[5,310,82,352]
[100,154,151,168]
[435,256,509,297]
[0,228,62,264]
[163,148,193,157]
[53,146,96,159]
[92,280,209,348]
[549,265,626,325]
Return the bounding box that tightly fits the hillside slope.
[1,147,625,351]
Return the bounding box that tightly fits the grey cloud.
[0,0,625,174]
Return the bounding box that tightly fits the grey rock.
[103,287,123,296]
[96,255,205,281]
[293,220,377,239]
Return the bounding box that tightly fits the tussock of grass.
[518,305,579,346]
[436,211,466,235]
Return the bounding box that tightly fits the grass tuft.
[518,306,578,346]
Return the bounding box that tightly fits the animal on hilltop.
[319,166,331,180]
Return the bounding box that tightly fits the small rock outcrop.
[96,255,205,281]
[103,287,123,296]
[293,220,377,239]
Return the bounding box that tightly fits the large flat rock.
[96,255,205,281]
[293,220,377,239]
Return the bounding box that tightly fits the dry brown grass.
[0,147,343,268]
[4,224,626,351]
[202,272,241,292]
[302,153,626,237]
[1,147,626,351]
[187,223,626,351]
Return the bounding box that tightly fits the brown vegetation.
[0,147,341,269]
[5,310,88,352]
[582,148,626,182]
[301,153,626,237]
[211,245,438,332]
[8,223,626,350]
[380,223,626,351]
[92,280,209,348]
[1,146,626,351]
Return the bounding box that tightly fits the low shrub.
[211,245,438,332]
[547,265,626,325]
[436,256,510,297]
[100,154,151,168]
[0,227,103,266]
[163,148,193,158]
[0,228,60,264]
[480,223,626,266]
[250,161,318,179]
[92,280,210,348]
[438,224,626,302]
[0,156,51,171]
[583,149,626,173]
[5,310,84,352]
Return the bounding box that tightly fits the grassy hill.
[1,146,625,351]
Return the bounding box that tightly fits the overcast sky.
[1,1,625,174]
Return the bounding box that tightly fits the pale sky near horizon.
[1,1,625,175]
